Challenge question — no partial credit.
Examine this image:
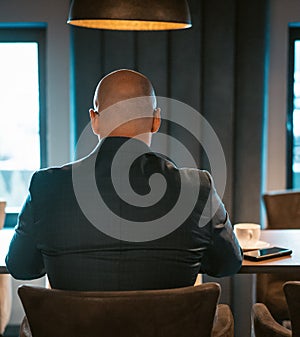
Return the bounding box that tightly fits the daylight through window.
[0,42,41,211]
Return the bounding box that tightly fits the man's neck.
[99,133,152,147]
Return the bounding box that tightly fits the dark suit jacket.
[6,137,242,291]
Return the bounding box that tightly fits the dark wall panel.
[232,1,269,335]
[168,1,202,167]
[169,0,202,111]
[136,31,168,97]
[102,31,135,74]
[201,0,236,215]
[72,27,102,141]
[233,0,268,223]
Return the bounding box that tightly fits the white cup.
[234,223,261,247]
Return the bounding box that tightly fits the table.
[234,229,300,337]
[1,228,300,274]
[240,229,300,273]
[0,228,14,274]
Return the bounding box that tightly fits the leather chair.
[252,281,300,337]
[252,303,291,337]
[284,281,300,336]
[256,190,300,322]
[263,190,300,229]
[18,282,234,337]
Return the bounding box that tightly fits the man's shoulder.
[34,163,73,177]
[178,168,212,187]
[149,153,213,188]
[30,162,75,188]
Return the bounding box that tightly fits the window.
[288,27,300,188]
[0,27,46,222]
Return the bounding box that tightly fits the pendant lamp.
[67,0,192,31]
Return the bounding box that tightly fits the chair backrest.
[251,303,292,337]
[284,281,300,337]
[18,283,221,337]
[263,190,300,229]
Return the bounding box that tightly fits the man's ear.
[89,108,100,135]
[151,108,161,133]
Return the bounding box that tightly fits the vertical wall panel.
[168,0,202,167]
[233,1,268,223]
[232,1,269,336]
[136,31,168,97]
[71,27,102,155]
[102,31,135,74]
[201,0,236,214]
[169,1,202,111]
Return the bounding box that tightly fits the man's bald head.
[90,69,161,145]
[94,69,157,112]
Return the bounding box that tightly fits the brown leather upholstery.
[284,281,300,336]
[18,283,234,337]
[252,303,291,337]
[256,273,298,322]
[263,191,300,229]
[256,190,300,322]
[211,304,234,337]
[252,281,300,337]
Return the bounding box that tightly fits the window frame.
[287,26,300,188]
[0,25,47,226]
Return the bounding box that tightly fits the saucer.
[241,240,271,251]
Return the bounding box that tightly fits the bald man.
[6,69,242,291]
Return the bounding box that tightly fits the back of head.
[92,69,159,141]
[94,69,156,111]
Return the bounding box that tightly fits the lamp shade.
[67,0,192,31]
